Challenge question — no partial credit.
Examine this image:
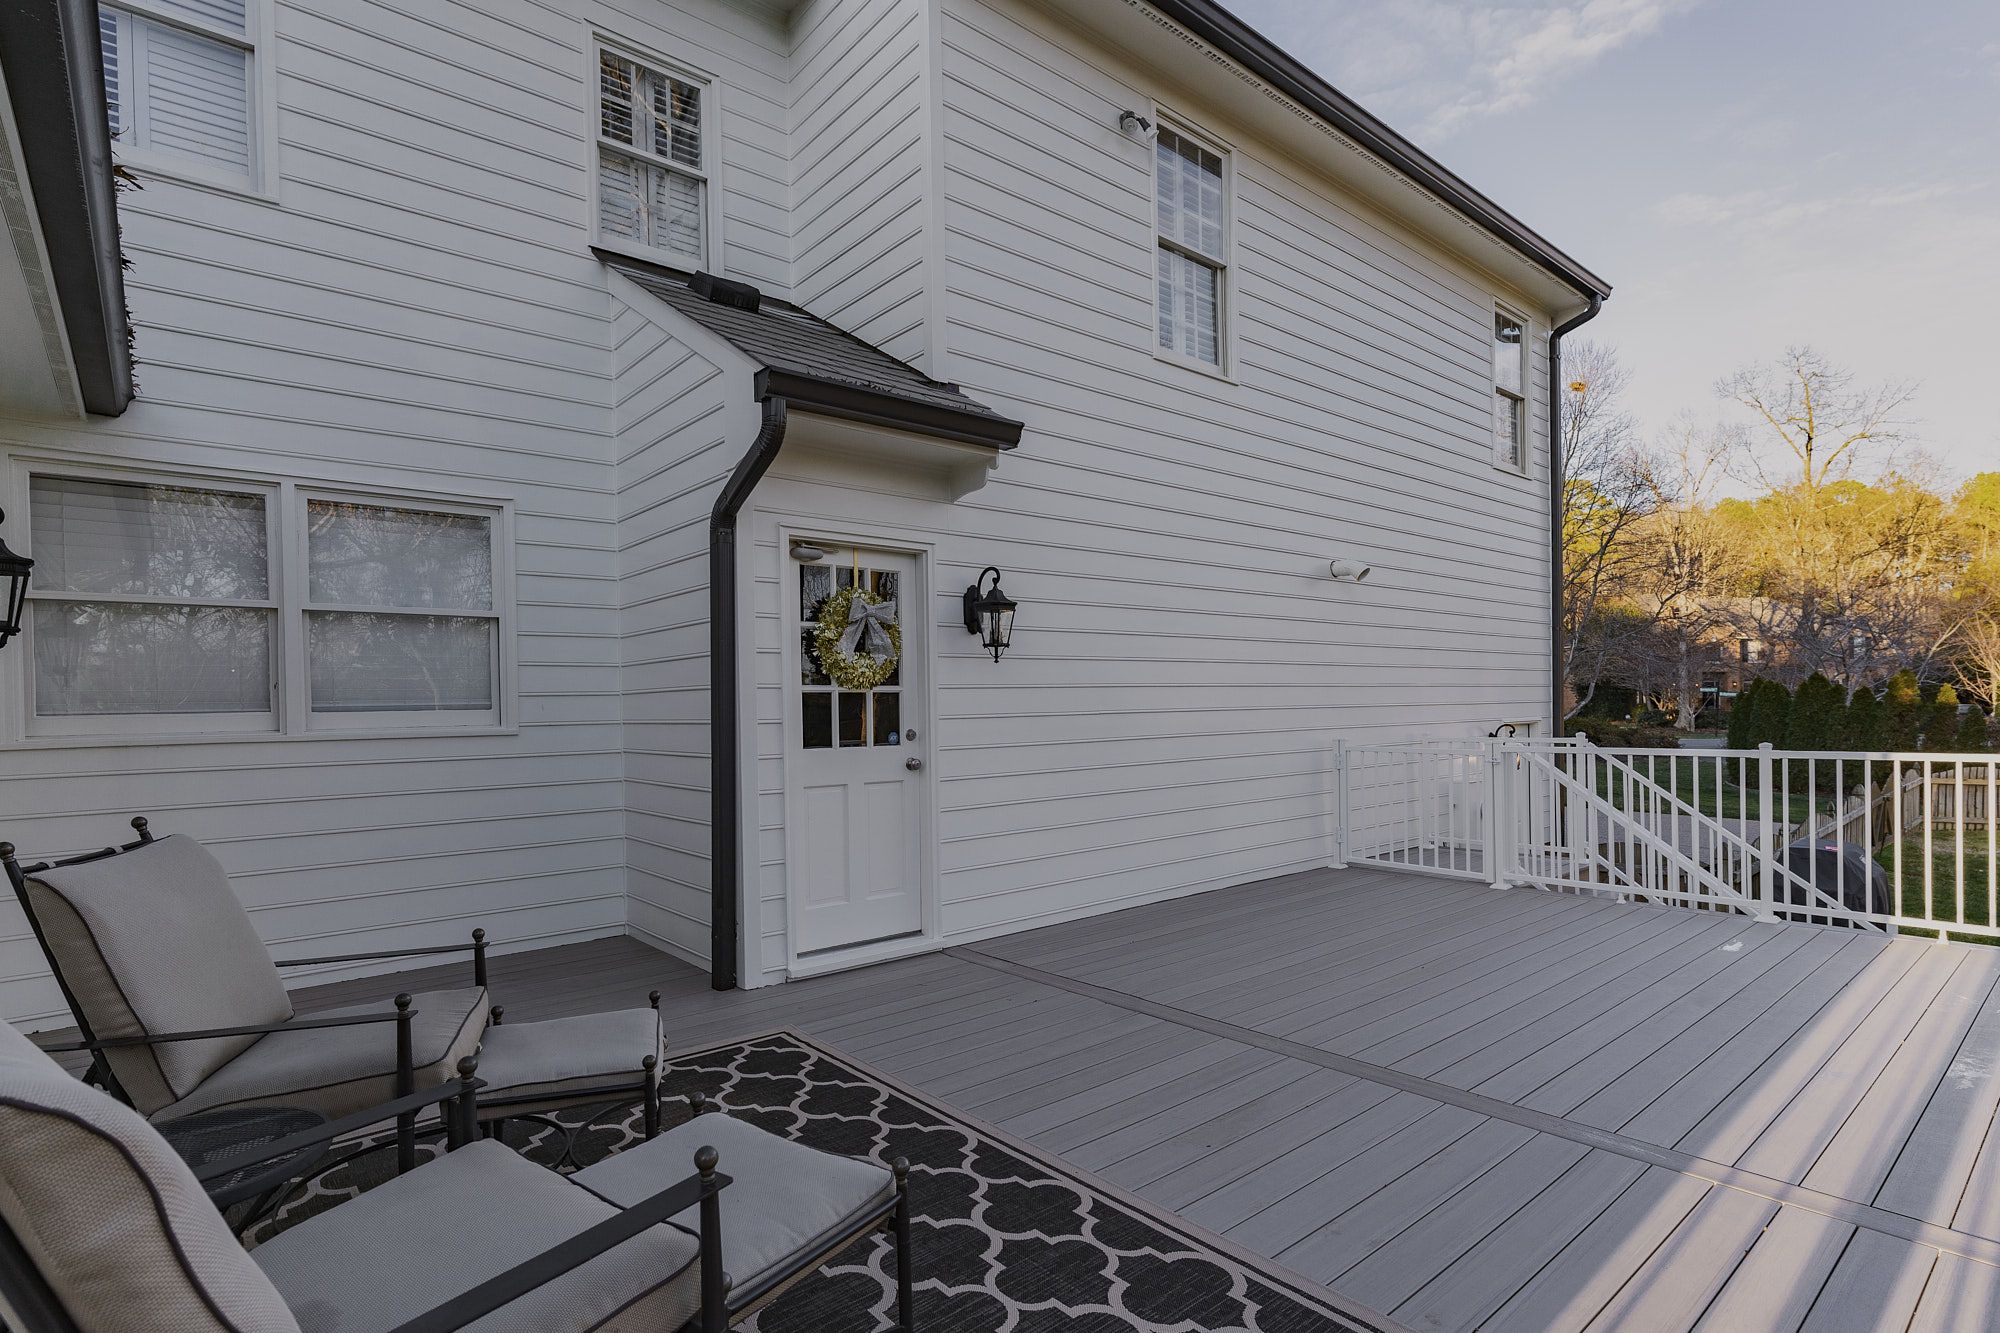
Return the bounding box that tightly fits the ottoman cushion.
[473,1009,664,1119]
[572,1112,894,1300]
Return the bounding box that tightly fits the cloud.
[1241,0,1705,141]
[1652,181,1964,233]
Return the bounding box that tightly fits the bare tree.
[1619,418,1739,729]
[1558,342,1653,719]
[1717,346,1917,493]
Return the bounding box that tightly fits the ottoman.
[571,1106,914,1328]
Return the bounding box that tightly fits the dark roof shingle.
[608,256,1022,449]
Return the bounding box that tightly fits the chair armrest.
[384,1163,732,1333]
[55,1008,409,1052]
[199,1076,485,1206]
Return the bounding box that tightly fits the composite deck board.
[261,866,2000,1333]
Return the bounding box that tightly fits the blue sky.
[1228,0,2000,481]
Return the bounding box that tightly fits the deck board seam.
[951,944,2000,1272]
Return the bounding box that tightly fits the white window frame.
[1492,302,1531,474]
[5,458,515,746]
[588,35,717,271]
[98,0,279,198]
[1150,111,1236,380]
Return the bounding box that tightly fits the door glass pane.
[802,692,832,748]
[800,564,831,622]
[838,692,867,748]
[30,476,268,600]
[800,630,829,686]
[307,613,493,712]
[873,692,900,747]
[33,602,271,715]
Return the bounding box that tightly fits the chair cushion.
[155,988,487,1124]
[252,1140,699,1333]
[0,1020,302,1333]
[26,834,293,1113]
[572,1111,894,1298]
[473,1009,663,1119]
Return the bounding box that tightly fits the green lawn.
[1877,827,1998,940]
[1595,764,1817,824]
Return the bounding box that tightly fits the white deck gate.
[1338,736,2000,943]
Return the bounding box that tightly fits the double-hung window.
[1493,307,1529,471]
[594,44,708,267]
[23,473,507,738]
[1154,124,1230,369]
[98,0,263,188]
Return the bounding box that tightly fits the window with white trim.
[98,0,261,186]
[24,473,506,736]
[1154,124,1229,368]
[1493,307,1529,470]
[594,43,707,266]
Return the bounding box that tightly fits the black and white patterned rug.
[257,1031,1391,1333]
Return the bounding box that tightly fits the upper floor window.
[1154,124,1229,370]
[23,471,507,738]
[98,0,262,188]
[595,44,708,267]
[1492,307,1529,470]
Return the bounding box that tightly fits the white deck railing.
[1337,735,2000,942]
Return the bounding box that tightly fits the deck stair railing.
[1336,735,2000,942]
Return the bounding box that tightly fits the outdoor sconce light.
[0,510,30,651]
[1118,110,1154,137]
[962,566,1017,663]
[1327,557,1372,582]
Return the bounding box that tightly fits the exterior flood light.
[1118,110,1154,137]
[1327,557,1371,582]
[962,566,1017,662]
[0,510,31,650]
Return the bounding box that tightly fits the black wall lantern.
[962,566,1016,663]
[0,510,30,651]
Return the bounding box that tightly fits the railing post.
[1487,739,1510,891]
[1756,742,1776,913]
[1330,738,1349,869]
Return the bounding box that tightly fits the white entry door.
[790,546,926,956]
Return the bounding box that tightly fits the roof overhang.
[755,368,1023,452]
[0,0,133,418]
[1047,0,1611,316]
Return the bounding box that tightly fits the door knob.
[905,757,923,771]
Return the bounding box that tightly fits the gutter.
[1549,295,1604,731]
[1143,0,1612,303]
[708,397,788,990]
[0,0,134,415]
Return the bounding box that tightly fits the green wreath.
[811,584,902,691]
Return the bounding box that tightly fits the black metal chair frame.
[0,1070,918,1331]
[2,816,664,1170]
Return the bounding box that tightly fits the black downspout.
[1549,294,1604,732]
[707,396,789,990]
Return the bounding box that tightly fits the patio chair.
[0,1020,913,1332]
[1,819,665,1168]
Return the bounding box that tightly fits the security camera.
[1327,558,1372,582]
[1118,110,1154,137]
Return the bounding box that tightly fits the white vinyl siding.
[595,46,708,267]
[1493,307,1528,471]
[22,472,507,737]
[1154,124,1229,369]
[98,0,257,185]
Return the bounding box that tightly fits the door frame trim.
[775,521,942,977]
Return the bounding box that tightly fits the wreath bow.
[838,594,899,663]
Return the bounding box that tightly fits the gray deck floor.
[293,865,2000,1333]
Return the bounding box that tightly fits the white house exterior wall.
[0,0,1584,1018]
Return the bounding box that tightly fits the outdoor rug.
[256,1029,1394,1333]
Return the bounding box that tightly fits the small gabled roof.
[605,254,1023,450]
